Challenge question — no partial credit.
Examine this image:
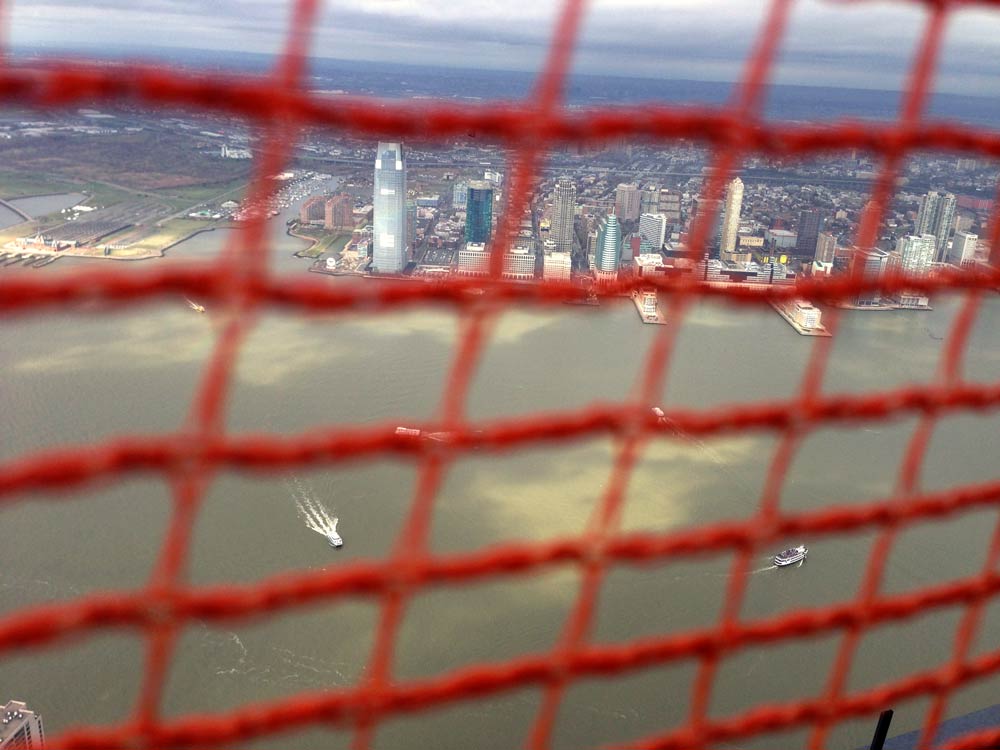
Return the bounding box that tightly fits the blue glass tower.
[373,142,407,273]
[465,180,494,244]
[595,213,622,273]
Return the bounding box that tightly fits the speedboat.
[773,545,807,567]
[327,517,343,548]
[186,298,206,313]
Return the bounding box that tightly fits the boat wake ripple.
[288,475,339,539]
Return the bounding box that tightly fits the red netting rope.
[3,0,1000,748]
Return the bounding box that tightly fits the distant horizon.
[12,41,1000,106]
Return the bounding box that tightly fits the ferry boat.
[773,545,807,567]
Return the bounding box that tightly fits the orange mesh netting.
[3,0,1000,748]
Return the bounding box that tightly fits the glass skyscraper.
[373,142,407,273]
[465,180,494,244]
[595,213,622,273]
[916,190,956,262]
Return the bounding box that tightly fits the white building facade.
[638,213,668,252]
[0,701,44,749]
[543,251,572,281]
[719,177,744,255]
[949,230,978,266]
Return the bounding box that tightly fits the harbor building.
[0,701,43,749]
[503,248,535,280]
[457,242,490,276]
[543,251,572,281]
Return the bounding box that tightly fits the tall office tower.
[638,213,668,251]
[949,231,978,266]
[465,180,494,244]
[0,701,44,749]
[852,248,891,307]
[814,231,837,264]
[372,141,407,273]
[916,190,957,261]
[324,193,354,230]
[640,186,659,215]
[895,234,936,308]
[551,177,577,254]
[795,209,824,256]
[594,213,623,278]
[300,195,327,224]
[719,177,744,255]
[897,234,936,277]
[659,190,682,222]
[452,181,469,207]
[615,183,641,221]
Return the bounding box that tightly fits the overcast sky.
[9,0,1000,96]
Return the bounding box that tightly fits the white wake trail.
[288,475,338,537]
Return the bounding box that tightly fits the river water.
[6,192,88,218]
[2,192,1000,749]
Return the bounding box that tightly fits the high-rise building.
[300,196,327,225]
[594,213,622,281]
[551,177,577,254]
[815,231,837,263]
[465,180,494,244]
[895,234,935,308]
[659,190,682,223]
[0,701,44,749]
[638,213,668,252]
[916,190,957,261]
[719,177,744,255]
[452,181,468,207]
[324,194,354,230]
[897,234,935,278]
[949,230,978,266]
[615,183,641,221]
[372,141,407,273]
[795,209,824,256]
[852,248,891,307]
[640,186,659,216]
